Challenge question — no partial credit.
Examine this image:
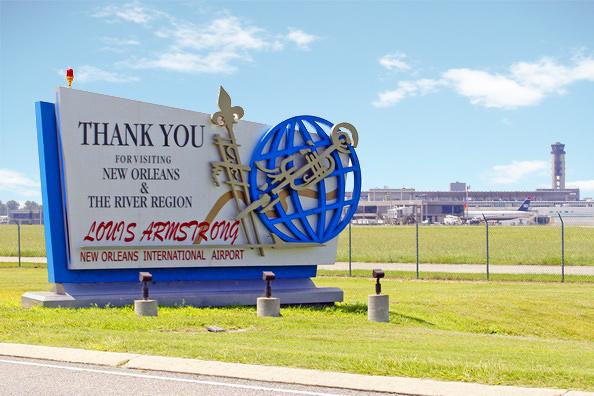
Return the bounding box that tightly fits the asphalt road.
[0,357,397,396]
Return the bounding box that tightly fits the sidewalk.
[0,343,589,396]
[1,256,47,264]
[2,256,593,275]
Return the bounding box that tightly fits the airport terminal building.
[7,209,43,225]
[350,185,585,224]
[350,142,593,225]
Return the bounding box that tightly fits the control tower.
[551,142,566,190]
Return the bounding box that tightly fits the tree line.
[0,200,42,216]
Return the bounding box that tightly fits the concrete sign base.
[22,278,342,308]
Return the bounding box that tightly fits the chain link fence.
[0,223,46,268]
[1,220,593,282]
[339,215,594,282]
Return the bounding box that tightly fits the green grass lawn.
[2,224,593,265]
[1,267,592,390]
[337,225,594,265]
[0,225,45,257]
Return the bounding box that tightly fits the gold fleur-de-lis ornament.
[211,86,244,133]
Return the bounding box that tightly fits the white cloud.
[94,6,317,74]
[57,66,139,83]
[373,82,417,107]
[510,58,572,93]
[130,51,241,74]
[0,169,40,198]
[379,53,410,72]
[374,56,594,109]
[136,16,278,73]
[93,2,158,24]
[488,160,548,184]
[372,79,441,107]
[99,37,141,53]
[101,37,140,46]
[159,17,271,52]
[573,57,594,80]
[567,179,594,194]
[443,68,544,108]
[286,28,318,50]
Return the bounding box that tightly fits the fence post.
[482,214,489,280]
[17,221,21,268]
[415,217,419,279]
[348,220,352,277]
[557,212,565,283]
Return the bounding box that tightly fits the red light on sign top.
[66,68,74,88]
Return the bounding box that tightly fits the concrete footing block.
[257,297,280,317]
[134,299,158,317]
[368,294,389,322]
[22,279,342,308]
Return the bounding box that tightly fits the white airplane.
[465,199,533,222]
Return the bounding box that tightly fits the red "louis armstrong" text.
[83,219,240,245]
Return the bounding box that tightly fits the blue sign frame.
[35,101,316,283]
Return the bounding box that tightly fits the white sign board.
[56,88,338,269]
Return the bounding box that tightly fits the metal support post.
[17,222,21,268]
[482,214,489,280]
[415,218,419,279]
[348,221,352,277]
[558,212,565,283]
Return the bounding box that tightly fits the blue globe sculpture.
[248,115,361,243]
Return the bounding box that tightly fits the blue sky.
[1,0,594,203]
